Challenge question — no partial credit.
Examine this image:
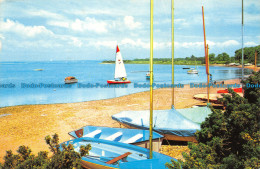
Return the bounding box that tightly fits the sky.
[0,0,259,62]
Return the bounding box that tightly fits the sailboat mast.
[149,0,154,159]
[202,6,210,104]
[171,0,175,108]
[241,0,244,80]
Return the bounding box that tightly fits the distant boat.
[107,45,131,84]
[145,72,153,79]
[187,61,198,74]
[244,63,252,66]
[61,137,175,169]
[146,72,150,79]
[187,68,198,74]
[182,66,190,69]
[64,76,78,84]
[34,69,44,71]
[68,126,163,152]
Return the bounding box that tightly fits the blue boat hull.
[68,126,164,152]
[61,137,175,169]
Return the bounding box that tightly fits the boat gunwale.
[68,125,163,138]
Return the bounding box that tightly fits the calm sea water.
[0,60,252,107]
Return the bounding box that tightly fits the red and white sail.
[114,45,127,79]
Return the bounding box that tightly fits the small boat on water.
[68,126,164,152]
[146,72,151,79]
[34,69,44,71]
[61,137,175,169]
[182,67,190,69]
[187,68,198,74]
[107,45,131,84]
[145,72,154,80]
[65,76,78,84]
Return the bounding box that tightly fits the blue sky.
[0,0,259,61]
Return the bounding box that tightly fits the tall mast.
[241,0,244,80]
[149,0,154,159]
[202,6,210,104]
[171,0,175,108]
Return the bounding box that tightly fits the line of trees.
[235,45,260,63]
[102,45,260,65]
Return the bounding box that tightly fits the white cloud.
[72,18,107,33]
[70,37,82,47]
[27,10,65,20]
[124,16,142,30]
[208,40,240,47]
[121,38,171,50]
[89,40,117,49]
[174,40,240,49]
[47,21,69,28]
[1,19,54,37]
[67,9,113,17]
[175,18,190,27]
[121,38,149,49]
[0,34,3,51]
[244,41,258,47]
[175,41,204,48]
[48,17,107,34]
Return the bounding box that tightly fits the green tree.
[209,53,215,62]
[166,71,260,169]
[222,52,230,63]
[0,134,91,169]
[235,45,260,63]
[190,55,196,61]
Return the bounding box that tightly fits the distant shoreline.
[100,61,259,71]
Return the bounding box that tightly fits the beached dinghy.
[68,126,164,152]
[217,87,242,93]
[112,107,212,142]
[107,45,131,84]
[61,137,175,169]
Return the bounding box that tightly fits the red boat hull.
[217,87,242,93]
[107,80,131,84]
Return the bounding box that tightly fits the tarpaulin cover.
[112,108,205,137]
[177,107,212,124]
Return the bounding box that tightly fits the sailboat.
[187,68,198,74]
[107,45,131,84]
[187,61,198,74]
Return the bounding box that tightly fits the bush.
[166,71,260,169]
[0,134,91,169]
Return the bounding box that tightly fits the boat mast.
[241,0,244,80]
[149,0,154,159]
[202,6,210,104]
[171,0,175,108]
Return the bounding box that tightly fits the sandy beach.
[0,78,242,162]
